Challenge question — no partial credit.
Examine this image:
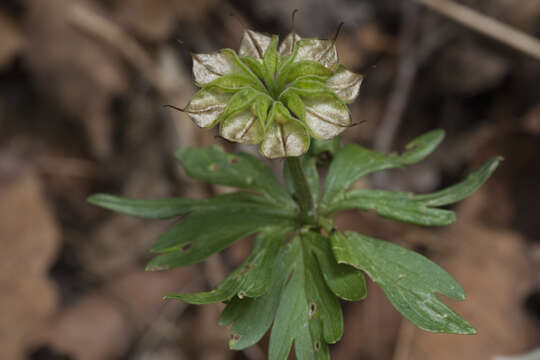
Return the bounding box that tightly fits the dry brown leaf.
[38,268,196,360]
[0,172,60,360]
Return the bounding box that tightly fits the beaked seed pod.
[182,27,363,159]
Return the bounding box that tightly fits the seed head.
[182,27,363,158]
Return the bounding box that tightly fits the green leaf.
[269,235,343,360]
[281,91,306,121]
[203,74,259,93]
[412,157,501,206]
[218,241,291,350]
[326,189,456,226]
[88,193,199,219]
[253,94,273,127]
[87,191,279,220]
[217,88,260,123]
[286,78,339,99]
[331,231,476,334]
[307,232,366,301]
[148,199,292,253]
[321,129,445,207]
[165,227,290,303]
[323,157,500,226]
[310,137,341,157]
[220,49,264,85]
[263,35,279,80]
[273,101,307,129]
[283,155,320,205]
[176,146,295,208]
[220,289,281,350]
[240,56,266,82]
[278,60,332,90]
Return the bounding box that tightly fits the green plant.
[88,27,500,359]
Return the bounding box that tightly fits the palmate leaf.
[165,226,291,304]
[220,281,284,350]
[308,232,366,301]
[218,239,291,350]
[269,235,343,360]
[323,157,501,226]
[176,146,295,208]
[146,205,294,270]
[321,129,445,207]
[331,231,476,334]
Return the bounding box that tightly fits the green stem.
[285,157,316,225]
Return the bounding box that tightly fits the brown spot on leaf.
[308,302,317,319]
[182,243,192,251]
[230,333,241,343]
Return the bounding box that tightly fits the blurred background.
[1,0,539,359]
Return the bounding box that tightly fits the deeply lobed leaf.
[218,239,291,350]
[321,129,445,207]
[331,231,476,334]
[323,157,500,226]
[147,207,293,269]
[307,233,367,301]
[268,235,343,360]
[165,227,291,303]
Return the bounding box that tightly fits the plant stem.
[285,157,316,225]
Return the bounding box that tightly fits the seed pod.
[181,28,363,158]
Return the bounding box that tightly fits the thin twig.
[416,0,540,61]
[68,3,169,95]
[374,1,420,156]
